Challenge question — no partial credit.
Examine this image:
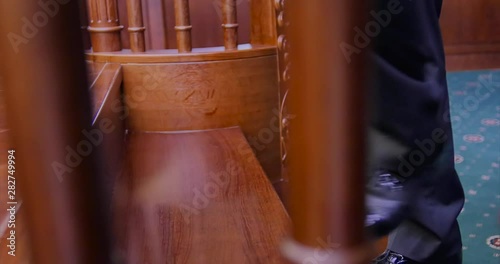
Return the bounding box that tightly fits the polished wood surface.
[0,0,111,262]
[86,61,107,83]
[126,0,146,52]
[87,0,123,52]
[86,44,276,63]
[285,0,370,263]
[250,0,277,45]
[174,0,193,53]
[445,52,500,72]
[122,55,281,181]
[222,0,239,50]
[440,0,500,70]
[112,127,289,263]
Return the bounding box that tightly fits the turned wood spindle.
[222,0,239,50]
[126,0,146,52]
[0,0,112,262]
[174,0,192,53]
[87,0,123,52]
[282,0,371,263]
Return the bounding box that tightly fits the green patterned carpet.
[447,69,500,263]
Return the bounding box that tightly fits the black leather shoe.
[365,170,409,238]
[373,250,420,264]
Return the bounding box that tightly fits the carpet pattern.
[447,69,500,263]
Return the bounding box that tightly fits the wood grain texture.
[285,0,369,262]
[87,0,123,52]
[445,53,500,72]
[440,0,500,70]
[86,44,276,63]
[0,0,112,262]
[126,0,146,52]
[121,55,281,181]
[174,0,193,53]
[440,0,500,47]
[112,127,289,263]
[251,0,277,45]
[85,61,107,84]
[222,0,239,50]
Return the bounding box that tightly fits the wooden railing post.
[282,0,371,263]
[87,0,123,52]
[0,1,111,263]
[126,0,146,52]
[222,0,239,50]
[174,0,193,53]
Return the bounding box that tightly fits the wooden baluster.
[87,0,123,52]
[174,0,192,53]
[0,1,111,263]
[222,0,238,50]
[282,1,371,263]
[126,0,146,52]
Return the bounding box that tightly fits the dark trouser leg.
[369,0,465,261]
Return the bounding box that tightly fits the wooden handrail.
[126,0,146,52]
[222,0,239,50]
[174,0,193,53]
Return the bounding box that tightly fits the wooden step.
[112,127,289,263]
